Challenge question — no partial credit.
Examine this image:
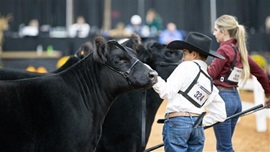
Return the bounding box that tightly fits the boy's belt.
[166,111,200,119]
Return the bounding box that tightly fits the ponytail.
[235,25,250,84]
[215,15,250,84]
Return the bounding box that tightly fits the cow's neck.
[61,57,111,115]
[59,56,119,149]
[60,55,131,122]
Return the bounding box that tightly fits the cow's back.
[0,77,95,151]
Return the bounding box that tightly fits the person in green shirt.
[145,9,163,36]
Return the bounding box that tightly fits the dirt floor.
[146,90,270,152]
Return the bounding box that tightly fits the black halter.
[105,58,139,85]
[106,40,140,85]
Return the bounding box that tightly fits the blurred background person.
[125,15,150,37]
[159,22,185,44]
[145,8,163,36]
[19,19,39,37]
[265,16,270,34]
[0,14,11,52]
[68,16,90,38]
[108,22,130,38]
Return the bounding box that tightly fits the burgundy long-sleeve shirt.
[207,39,270,94]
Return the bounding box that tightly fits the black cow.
[96,35,182,152]
[0,36,157,152]
[0,41,93,80]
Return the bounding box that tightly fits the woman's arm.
[248,56,270,94]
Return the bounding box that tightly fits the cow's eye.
[119,59,127,64]
[115,58,127,64]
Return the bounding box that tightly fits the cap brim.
[167,40,225,60]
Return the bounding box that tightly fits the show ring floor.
[146,90,270,152]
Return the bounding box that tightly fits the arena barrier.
[239,76,270,132]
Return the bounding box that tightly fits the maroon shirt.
[207,39,270,94]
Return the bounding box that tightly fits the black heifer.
[96,39,182,152]
[0,41,93,80]
[0,36,157,152]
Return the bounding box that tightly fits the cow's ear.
[75,41,93,59]
[81,41,93,55]
[93,36,108,64]
[130,33,142,45]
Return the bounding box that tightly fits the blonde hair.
[215,14,250,83]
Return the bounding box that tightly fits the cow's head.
[93,36,157,89]
[143,41,182,79]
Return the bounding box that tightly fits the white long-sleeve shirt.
[152,60,227,127]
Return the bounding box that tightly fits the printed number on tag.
[188,83,211,106]
[227,67,242,83]
[194,91,205,101]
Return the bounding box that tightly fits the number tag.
[187,81,211,107]
[227,67,242,83]
[178,62,213,108]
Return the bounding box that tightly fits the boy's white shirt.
[152,60,227,127]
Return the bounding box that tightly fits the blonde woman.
[207,14,270,152]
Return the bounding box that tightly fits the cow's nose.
[149,70,158,83]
